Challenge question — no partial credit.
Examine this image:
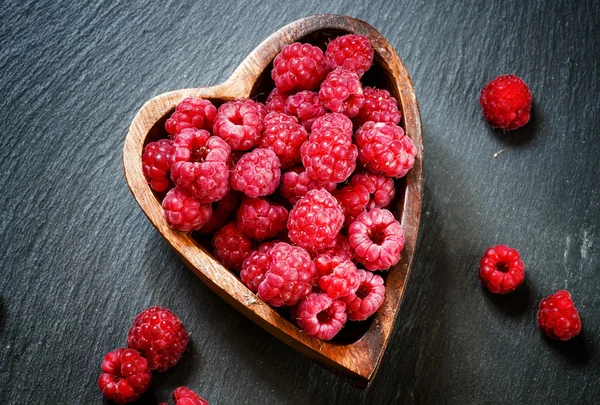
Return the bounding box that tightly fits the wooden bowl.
[123,14,423,388]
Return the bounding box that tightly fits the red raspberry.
[143,139,175,192]
[213,99,267,151]
[300,127,357,183]
[170,128,230,203]
[162,188,213,232]
[97,348,151,404]
[172,386,210,405]
[348,208,404,271]
[271,42,329,93]
[355,87,402,126]
[311,112,353,138]
[165,98,217,136]
[333,184,370,226]
[324,34,374,77]
[259,112,308,168]
[350,171,396,210]
[319,69,365,117]
[237,197,288,241]
[230,148,281,198]
[478,245,525,294]
[295,292,346,340]
[288,189,344,251]
[314,254,360,299]
[127,306,189,372]
[356,121,416,178]
[198,190,241,234]
[240,241,278,293]
[212,223,253,270]
[279,166,336,205]
[537,290,582,341]
[310,234,354,261]
[480,74,532,130]
[265,88,289,113]
[341,269,385,321]
[283,90,327,131]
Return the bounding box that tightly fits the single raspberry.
[295,292,346,340]
[97,348,151,404]
[198,190,241,234]
[259,112,308,168]
[283,90,327,131]
[240,241,278,293]
[271,42,329,93]
[356,121,416,178]
[165,98,217,136]
[300,127,357,183]
[355,87,402,126]
[287,189,344,251]
[350,171,396,210]
[478,245,525,294]
[314,254,360,299]
[334,184,370,226]
[319,69,364,117]
[162,188,213,232]
[172,387,210,405]
[213,99,267,151]
[230,148,281,198]
[237,197,288,240]
[341,269,385,321]
[311,112,353,138]
[480,74,532,130]
[348,208,404,271]
[127,306,189,372]
[143,139,175,192]
[537,290,582,341]
[324,34,374,77]
[265,88,289,113]
[310,234,354,261]
[212,223,253,271]
[170,128,230,202]
[279,166,336,205]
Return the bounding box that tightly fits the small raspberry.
[259,112,308,168]
[198,190,241,234]
[300,127,357,183]
[165,98,217,136]
[279,166,336,205]
[341,269,385,321]
[348,208,404,271]
[212,223,253,271]
[237,197,288,240]
[271,42,329,93]
[478,245,525,294]
[213,99,267,151]
[97,348,151,404]
[537,290,582,341]
[324,34,374,77]
[241,241,278,293]
[480,74,532,130]
[295,293,346,340]
[283,90,327,131]
[319,69,364,117]
[162,188,213,232]
[311,112,353,138]
[350,171,396,210]
[288,189,344,251]
[172,387,210,405]
[356,121,416,178]
[310,234,354,261]
[143,139,175,192]
[333,184,370,226]
[230,148,281,198]
[314,254,360,299]
[265,88,289,113]
[355,87,402,126]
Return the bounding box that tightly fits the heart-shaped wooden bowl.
[123,14,423,388]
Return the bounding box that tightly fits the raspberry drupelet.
[319,69,365,117]
[162,188,213,232]
[212,223,253,271]
[237,197,288,241]
[279,166,336,205]
[478,245,525,294]
[259,112,308,168]
[355,87,402,127]
[271,42,329,93]
[334,184,370,226]
[283,90,327,131]
[230,148,281,198]
[480,74,532,130]
[213,99,267,151]
[341,269,385,321]
[171,386,210,405]
[295,292,347,340]
[265,88,289,113]
[314,254,360,299]
[240,241,278,293]
[350,171,396,210]
[97,348,152,404]
[311,112,353,138]
[197,190,241,234]
[142,139,175,192]
[165,97,217,136]
[300,127,358,183]
[537,290,582,341]
[324,34,374,77]
[310,233,354,262]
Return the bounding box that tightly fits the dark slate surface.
[1,0,599,403]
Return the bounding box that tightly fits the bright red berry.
[295,292,347,340]
[142,139,175,192]
[265,88,289,113]
[271,42,329,93]
[479,74,532,130]
[333,184,370,226]
[311,112,353,138]
[162,188,213,232]
[97,348,152,404]
[259,112,308,168]
[310,234,354,262]
[319,69,364,117]
[212,223,253,271]
[350,171,396,210]
[172,386,210,405]
[355,87,402,126]
[314,254,360,299]
[240,241,278,293]
[537,290,582,341]
[165,98,217,136]
[213,99,267,151]
[300,126,357,183]
[237,197,288,241]
[283,90,327,131]
[324,34,374,77]
[230,148,281,198]
[478,245,525,294]
[279,166,336,205]
[341,269,385,321]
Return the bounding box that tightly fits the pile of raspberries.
[141,34,416,341]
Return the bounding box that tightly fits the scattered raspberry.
[319,69,364,117]
[165,98,217,136]
[265,88,289,113]
[237,197,288,240]
[198,190,241,234]
[240,241,278,293]
[350,171,396,210]
[283,90,327,131]
[324,34,374,77]
[314,254,360,299]
[479,74,532,130]
[355,87,402,126]
[212,223,253,271]
[300,127,357,183]
[172,386,210,405]
[355,121,416,178]
[478,245,525,294]
[311,112,353,138]
[213,99,267,151]
[162,188,213,232]
[341,269,385,321]
[142,139,175,192]
[97,348,151,404]
[279,166,336,205]
[271,42,329,93]
[334,184,370,226]
[259,112,308,168]
[348,208,404,271]
[230,148,281,198]
[295,292,347,340]
[310,234,354,261]
[537,290,582,341]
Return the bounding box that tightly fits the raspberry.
[143,139,175,192]
[259,112,308,168]
[348,208,404,271]
[310,234,354,261]
[341,269,385,321]
[230,148,281,198]
[165,98,217,136]
[240,241,278,293]
[279,166,336,205]
[213,99,267,151]
[355,87,402,126]
[333,184,370,226]
[300,127,357,183]
[311,112,353,138]
[314,254,360,299]
[356,121,416,178]
[170,128,230,202]
[319,69,365,117]
[212,223,253,270]
[198,190,241,234]
[350,171,396,210]
[97,348,151,404]
[480,74,532,130]
[283,90,327,131]
[162,188,213,232]
[288,189,344,251]
[265,88,289,113]
[271,42,329,93]
[324,34,374,77]
[172,387,210,405]
[237,197,288,240]
[478,245,525,294]
[537,290,582,341]
[295,292,347,340]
